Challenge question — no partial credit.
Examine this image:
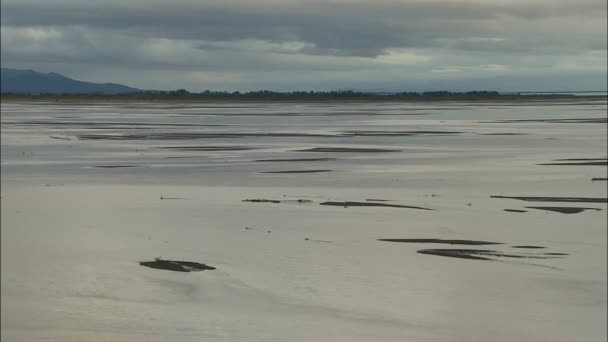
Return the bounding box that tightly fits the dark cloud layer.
[1,0,606,91]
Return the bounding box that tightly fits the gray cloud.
[1,0,606,91]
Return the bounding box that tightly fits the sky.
[1,0,606,92]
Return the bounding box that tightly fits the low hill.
[1,68,139,94]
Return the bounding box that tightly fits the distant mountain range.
[1,68,139,94]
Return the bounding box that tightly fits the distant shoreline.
[1,93,606,103]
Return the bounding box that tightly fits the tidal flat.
[1,98,607,342]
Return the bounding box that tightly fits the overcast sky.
[1,0,606,91]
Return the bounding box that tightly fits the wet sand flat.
[1,99,606,342]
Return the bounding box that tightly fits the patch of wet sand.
[295,147,401,153]
[261,170,332,174]
[254,158,336,162]
[525,206,602,214]
[504,209,528,213]
[243,199,281,203]
[139,259,216,272]
[320,201,433,210]
[482,118,607,124]
[491,195,607,203]
[554,158,607,161]
[479,133,528,136]
[538,161,607,166]
[340,130,464,136]
[159,146,256,151]
[417,249,563,261]
[78,132,339,140]
[378,239,501,245]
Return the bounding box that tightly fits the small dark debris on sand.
[139,259,216,272]
[512,245,546,249]
[491,195,607,203]
[243,198,281,203]
[544,252,569,256]
[525,206,602,214]
[592,178,608,181]
[254,158,336,162]
[378,239,501,245]
[160,196,189,200]
[295,147,401,153]
[93,165,138,168]
[261,170,332,174]
[366,198,392,202]
[320,201,433,210]
[305,237,332,243]
[504,209,528,213]
[417,249,562,261]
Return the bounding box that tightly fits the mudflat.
[1,99,606,342]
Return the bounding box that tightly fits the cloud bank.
[1,0,606,91]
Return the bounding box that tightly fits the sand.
[1,99,607,342]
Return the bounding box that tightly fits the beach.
[1,98,607,341]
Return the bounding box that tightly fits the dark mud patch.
[378,239,501,245]
[592,178,608,181]
[491,195,607,203]
[11,120,224,128]
[165,156,208,159]
[49,135,72,140]
[254,158,336,162]
[538,161,607,166]
[481,118,607,124]
[140,259,216,272]
[78,132,338,140]
[243,198,281,203]
[159,146,256,151]
[417,249,562,261]
[295,147,401,153]
[320,201,433,210]
[261,170,332,174]
[243,198,313,204]
[512,245,546,249]
[479,133,528,136]
[341,130,464,137]
[525,206,602,214]
[553,158,607,161]
[93,165,139,168]
[504,209,528,213]
[283,199,314,204]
